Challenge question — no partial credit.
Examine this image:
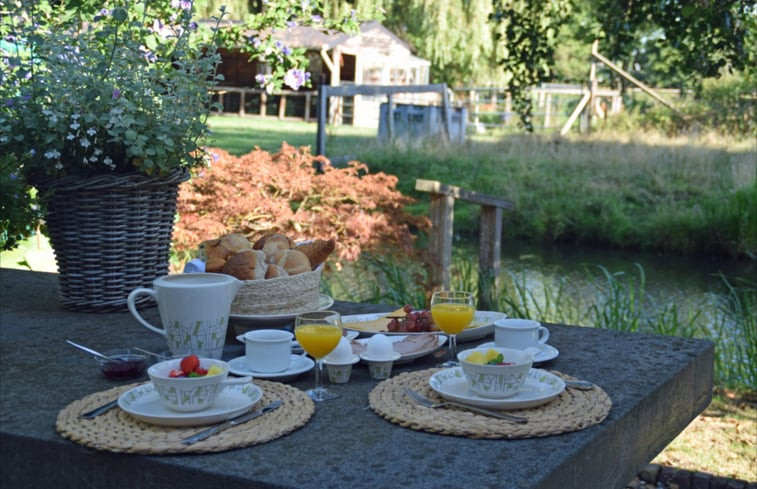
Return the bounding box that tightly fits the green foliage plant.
[1,0,226,181]
[0,0,365,251]
[171,144,430,268]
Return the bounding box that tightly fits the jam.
[99,355,147,380]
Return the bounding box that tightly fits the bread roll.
[252,233,295,251]
[265,264,289,279]
[221,249,267,281]
[273,249,311,275]
[295,239,335,269]
[201,233,251,273]
[219,233,251,253]
[261,234,295,261]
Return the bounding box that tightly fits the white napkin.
[183,259,206,273]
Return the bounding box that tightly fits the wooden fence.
[210,82,685,134]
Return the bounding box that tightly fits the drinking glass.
[430,291,475,368]
[294,310,343,401]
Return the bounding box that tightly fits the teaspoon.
[66,340,125,362]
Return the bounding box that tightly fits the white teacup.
[127,273,242,359]
[241,329,296,373]
[494,318,550,350]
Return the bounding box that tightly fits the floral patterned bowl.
[147,357,234,412]
[457,347,533,399]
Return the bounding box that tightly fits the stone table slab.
[0,269,713,489]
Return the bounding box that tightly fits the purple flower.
[311,15,323,23]
[282,45,292,56]
[283,68,309,90]
[112,88,121,99]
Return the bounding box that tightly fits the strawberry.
[180,354,200,375]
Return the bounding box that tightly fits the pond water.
[453,237,756,330]
[492,239,755,305]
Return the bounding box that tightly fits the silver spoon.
[133,347,166,359]
[66,340,125,362]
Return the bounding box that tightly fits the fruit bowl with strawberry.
[147,354,251,412]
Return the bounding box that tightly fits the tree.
[490,0,756,129]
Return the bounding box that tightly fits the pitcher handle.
[127,288,165,337]
[538,326,550,344]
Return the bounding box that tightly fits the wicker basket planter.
[39,169,189,312]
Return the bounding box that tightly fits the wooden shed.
[215,21,432,128]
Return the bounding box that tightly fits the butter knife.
[181,400,283,445]
[79,399,119,419]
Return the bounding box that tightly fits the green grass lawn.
[206,115,377,157]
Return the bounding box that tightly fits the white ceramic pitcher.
[127,273,242,359]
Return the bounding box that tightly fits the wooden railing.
[415,179,514,308]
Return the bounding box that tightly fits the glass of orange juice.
[430,291,475,367]
[294,310,343,401]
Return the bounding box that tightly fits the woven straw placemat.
[369,369,611,439]
[56,380,314,454]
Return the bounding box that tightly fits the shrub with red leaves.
[173,144,429,269]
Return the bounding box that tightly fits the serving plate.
[229,294,334,323]
[428,367,565,410]
[342,310,506,342]
[228,354,314,381]
[351,334,447,365]
[118,382,263,427]
[477,341,559,364]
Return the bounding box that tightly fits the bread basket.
[230,267,322,316]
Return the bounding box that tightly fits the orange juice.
[295,324,342,359]
[431,303,474,335]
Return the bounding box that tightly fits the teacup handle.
[127,288,165,337]
[538,326,550,344]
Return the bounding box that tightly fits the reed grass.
[323,258,757,393]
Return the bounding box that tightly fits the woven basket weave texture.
[41,169,189,312]
[231,268,322,315]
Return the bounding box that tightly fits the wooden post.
[316,85,327,156]
[278,94,286,119]
[441,85,451,142]
[478,206,502,310]
[387,93,394,141]
[239,89,246,116]
[544,93,552,128]
[259,91,267,117]
[428,192,455,289]
[415,179,514,294]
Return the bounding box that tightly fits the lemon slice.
[484,349,501,363]
[207,364,224,376]
[466,351,486,364]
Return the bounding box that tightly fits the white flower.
[80,138,90,148]
[44,150,61,159]
[86,128,96,136]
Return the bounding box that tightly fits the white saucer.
[118,382,263,427]
[478,342,559,363]
[228,354,314,381]
[352,335,446,365]
[429,367,565,410]
[342,310,505,342]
